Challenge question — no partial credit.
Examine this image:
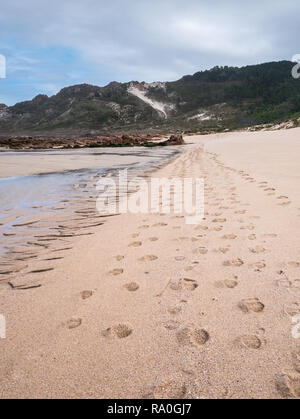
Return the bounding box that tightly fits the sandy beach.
[1,129,300,399]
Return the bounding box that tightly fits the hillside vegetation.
[1,61,299,134]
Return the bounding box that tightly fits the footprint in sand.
[124,282,139,292]
[252,261,266,270]
[249,246,266,254]
[224,278,238,288]
[278,201,291,206]
[153,223,168,227]
[149,237,159,242]
[238,298,265,313]
[241,224,255,231]
[109,268,124,276]
[129,241,142,248]
[180,278,199,291]
[102,324,133,339]
[176,326,210,346]
[222,234,237,240]
[248,234,257,240]
[195,247,208,255]
[139,225,150,230]
[276,373,300,398]
[223,258,244,267]
[216,247,230,254]
[131,233,140,238]
[66,318,82,330]
[212,218,227,223]
[215,278,238,289]
[194,225,208,231]
[213,226,223,232]
[175,256,186,261]
[80,290,93,300]
[139,255,158,262]
[115,255,125,261]
[239,335,262,349]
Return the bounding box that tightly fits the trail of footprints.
[208,152,300,398]
[65,222,166,341]
[63,148,300,398]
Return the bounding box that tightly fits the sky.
[0,0,299,105]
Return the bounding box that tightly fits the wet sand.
[1,129,300,398]
[0,147,173,178]
[0,146,180,263]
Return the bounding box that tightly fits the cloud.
[0,0,299,104]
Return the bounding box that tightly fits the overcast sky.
[0,0,299,105]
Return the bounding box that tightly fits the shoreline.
[0,145,184,282]
[0,144,183,179]
[1,130,300,398]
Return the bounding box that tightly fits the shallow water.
[0,146,177,178]
[0,146,181,260]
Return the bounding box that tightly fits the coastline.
[0,145,182,179]
[1,130,300,398]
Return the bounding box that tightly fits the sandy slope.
[128,84,173,119]
[1,129,300,399]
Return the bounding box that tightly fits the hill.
[1,61,300,134]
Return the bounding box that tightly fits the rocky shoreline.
[0,133,185,150]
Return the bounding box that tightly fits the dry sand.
[1,129,300,399]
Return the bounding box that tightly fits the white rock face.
[146,82,167,91]
[0,105,10,120]
[128,83,173,119]
[188,112,212,121]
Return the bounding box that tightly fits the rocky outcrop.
[164,134,184,145]
[0,104,10,121]
[246,118,300,132]
[0,133,185,150]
